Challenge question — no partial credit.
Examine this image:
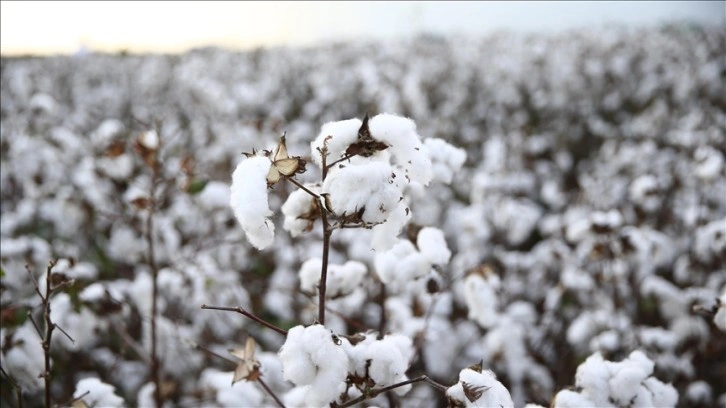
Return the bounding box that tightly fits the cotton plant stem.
[317,142,332,325]
[145,144,162,408]
[338,375,447,408]
[257,377,287,408]
[287,177,319,199]
[41,260,56,408]
[319,209,332,325]
[200,305,288,335]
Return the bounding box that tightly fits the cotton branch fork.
[338,375,448,408]
[192,343,286,408]
[25,260,75,408]
[200,305,288,335]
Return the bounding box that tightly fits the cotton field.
[1,24,725,408]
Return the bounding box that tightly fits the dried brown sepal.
[462,382,490,403]
[230,337,262,384]
[344,114,389,158]
[466,360,484,373]
[131,197,152,210]
[104,140,126,158]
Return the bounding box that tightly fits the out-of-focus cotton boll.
[559,351,678,408]
[694,146,724,180]
[463,269,501,329]
[230,156,274,250]
[416,227,452,266]
[73,377,125,407]
[422,137,466,184]
[199,368,265,407]
[715,290,726,332]
[2,323,45,391]
[197,181,231,210]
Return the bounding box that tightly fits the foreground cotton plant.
[220,114,466,406]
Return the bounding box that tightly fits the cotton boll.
[417,227,451,266]
[327,261,368,297]
[197,181,231,210]
[199,368,265,407]
[281,184,321,237]
[446,368,513,408]
[551,390,597,408]
[422,138,467,184]
[230,156,275,250]
[310,118,362,168]
[3,323,45,391]
[73,377,125,407]
[694,146,724,180]
[324,161,401,224]
[463,272,500,328]
[608,365,649,405]
[299,258,323,293]
[366,338,409,388]
[643,377,678,407]
[369,113,433,185]
[374,240,430,290]
[278,325,348,406]
[574,353,611,407]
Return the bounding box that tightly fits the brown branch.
[318,140,332,325]
[258,377,286,408]
[287,177,319,199]
[325,154,354,171]
[319,210,332,325]
[42,260,56,408]
[110,322,151,365]
[201,305,288,335]
[338,375,447,408]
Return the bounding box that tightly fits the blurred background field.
[1,2,725,407]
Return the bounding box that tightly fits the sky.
[1,1,723,55]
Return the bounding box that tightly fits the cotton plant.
[218,113,466,406]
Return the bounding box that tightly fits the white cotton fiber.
[278,325,349,406]
[230,156,275,250]
[416,227,451,266]
[369,113,432,185]
[310,118,362,168]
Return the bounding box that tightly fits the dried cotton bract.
[446,367,514,408]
